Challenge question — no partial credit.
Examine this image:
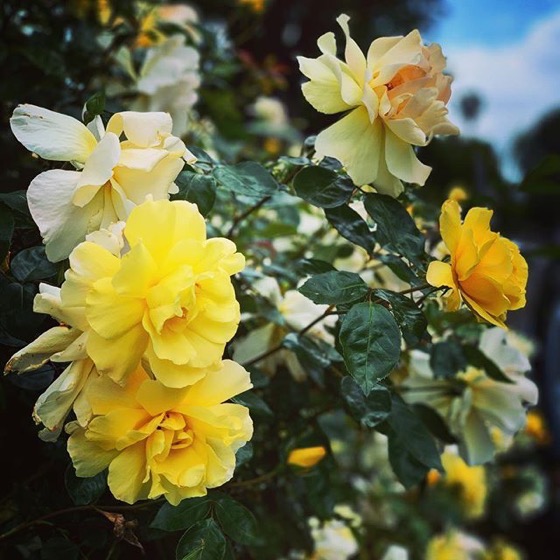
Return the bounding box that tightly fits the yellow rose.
[61,199,245,387]
[298,14,458,196]
[426,199,528,328]
[287,446,327,468]
[67,360,253,505]
[426,531,485,560]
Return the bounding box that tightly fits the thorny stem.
[241,305,337,367]
[0,500,162,543]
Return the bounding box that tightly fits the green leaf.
[339,302,401,395]
[176,519,226,560]
[213,162,279,198]
[0,191,32,227]
[364,193,425,266]
[11,247,58,282]
[235,442,253,467]
[430,340,468,379]
[378,254,419,283]
[341,376,392,428]
[384,396,442,488]
[411,403,458,444]
[299,271,369,305]
[83,91,106,125]
[324,205,375,253]
[462,344,513,383]
[151,497,211,532]
[0,203,14,262]
[172,171,217,216]
[231,391,273,418]
[64,466,106,506]
[293,259,336,276]
[187,147,216,165]
[374,289,429,345]
[214,494,260,546]
[293,166,353,208]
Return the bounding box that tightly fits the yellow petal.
[439,199,462,254]
[68,427,117,477]
[107,443,150,504]
[315,106,383,187]
[185,360,253,407]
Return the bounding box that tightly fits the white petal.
[336,14,366,88]
[73,132,121,207]
[10,104,97,163]
[27,170,103,262]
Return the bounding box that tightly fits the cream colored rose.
[298,14,458,196]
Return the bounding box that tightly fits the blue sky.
[423,0,560,179]
[428,0,560,47]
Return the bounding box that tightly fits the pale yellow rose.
[10,105,195,261]
[287,446,327,468]
[404,350,538,464]
[308,516,358,560]
[67,360,253,505]
[59,199,244,388]
[427,199,528,328]
[298,14,458,196]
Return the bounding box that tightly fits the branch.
[241,305,336,368]
[227,195,271,238]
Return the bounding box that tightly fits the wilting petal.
[10,104,97,163]
[4,326,79,374]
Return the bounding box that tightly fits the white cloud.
[444,11,560,178]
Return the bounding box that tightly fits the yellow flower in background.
[298,14,458,196]
[426,530,485,560]
[288,446,327,468]
[448,185,469,202]
[309,516,359,560]
[60,199,244,388]
[524,410,551,445]
[10,106,194,261]
[67,360,253,505]
[239,0,266,13]
[136,3,201,47]
[440,451,487,518]
[426,199,528,328]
